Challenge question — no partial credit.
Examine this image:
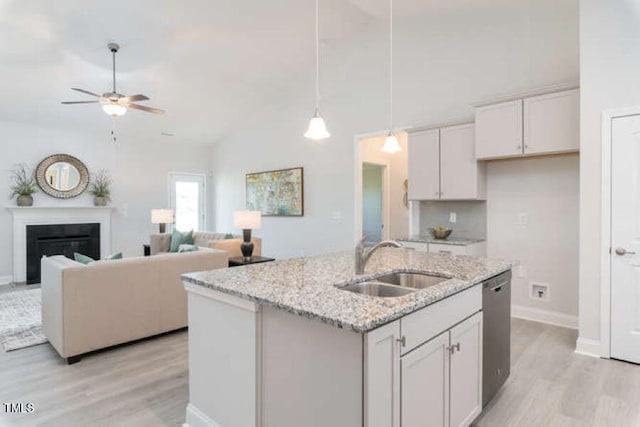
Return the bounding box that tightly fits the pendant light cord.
[315,0,320,111]
[389,0,393,131]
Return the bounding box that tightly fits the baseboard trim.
[575,337,602,358]
[511,305,578,330]
[184,403,221,427]
[0,275,12,286]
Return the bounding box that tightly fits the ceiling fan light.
[304,110,330,140]
[381,131,402,153]
[102,103,127,117]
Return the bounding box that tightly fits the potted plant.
[89,169,112,206]
[10,164,37,206]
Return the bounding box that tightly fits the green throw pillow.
[106,252,123,260]
[224,233,234,239]
[74,252,95,265]
[170,229,194,253]
[178,244,198,253]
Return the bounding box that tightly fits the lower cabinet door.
[401,331,450,427]
[449,312,483,427]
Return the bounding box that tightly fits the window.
[169,172,206,232]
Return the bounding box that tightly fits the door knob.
[615,247,636,256]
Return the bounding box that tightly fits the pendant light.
[304,0,330,140]
[380,0,402,154]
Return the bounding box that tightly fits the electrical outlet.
[517,212,528,226]
[530,282,550,301]
[449,212,457,223]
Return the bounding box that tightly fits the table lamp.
[151,209,174,233]
[233,210,262,261]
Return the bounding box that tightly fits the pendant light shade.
[381,131,402,153]
[305,0,330,140]
[305,109,330,139]
[381,0,401,153]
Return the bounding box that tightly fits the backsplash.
[418,201,487,239]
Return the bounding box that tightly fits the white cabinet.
[440,124,486,200]
[407,129,440,200]
[449,312,483,427]
[475,89,579,160]
[401,331,450,427]
[408,124,485,201]
[365,321,400,427]
[475,100,523,160]
[401,312,483,427]
[523,89,579,156]
[400,241,487,257]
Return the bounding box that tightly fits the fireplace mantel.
[8,206,114,283]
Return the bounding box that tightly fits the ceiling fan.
[62,43,165,117]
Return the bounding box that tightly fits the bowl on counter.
[430,228,453,240]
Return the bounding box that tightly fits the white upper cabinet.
[523,89,579,156]
[408,125,485,201]
[407,129,440,200]
[475,88,579,160]
[440,123,486,200]
[475,99,523,160]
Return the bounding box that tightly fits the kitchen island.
[182,248,512,427]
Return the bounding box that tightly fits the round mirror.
[36,154,89,199]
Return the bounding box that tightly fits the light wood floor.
[1,314,639,426]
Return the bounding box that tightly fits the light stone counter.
[182,248,513,333]
[397,235,486,246]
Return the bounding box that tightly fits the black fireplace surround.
[26,223,100,284]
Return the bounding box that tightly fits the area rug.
[0,288,48,351]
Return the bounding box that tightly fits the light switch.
[449,212,457,223]
[517,213,528,226]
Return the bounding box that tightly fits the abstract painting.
[246,167,304,216]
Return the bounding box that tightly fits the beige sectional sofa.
[150,231,262,258]
[41,248,228,363]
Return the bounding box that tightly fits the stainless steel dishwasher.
[482,270,511,407]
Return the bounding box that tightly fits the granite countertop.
[182,248,513,333]
[396,235,486,246]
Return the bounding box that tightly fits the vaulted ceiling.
[0,0,518,144]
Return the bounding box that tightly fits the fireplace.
[26,223,100,284]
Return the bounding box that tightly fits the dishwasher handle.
[490,284,504,292]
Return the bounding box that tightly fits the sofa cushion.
[106,252,123,260]
[178,244,198,253]
[74,253,95,265]
[170,230,194,252]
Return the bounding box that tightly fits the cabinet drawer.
[401,241,429,252]
[400,285,481,354]
[428,243,467,256]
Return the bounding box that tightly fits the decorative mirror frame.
[36,154,90,199]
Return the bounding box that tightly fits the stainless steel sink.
[338,282,416,298]
[374,272,449,290]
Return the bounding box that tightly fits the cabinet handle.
[447,342,461,354]
[517,144,522,151]
[396,336,406,347]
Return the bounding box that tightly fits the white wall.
[212,0,579,259]
[487,155,579,323]
[578,0,640,351]
[0,119,212,282]
[359,133,409,241]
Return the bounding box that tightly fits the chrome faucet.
[355,236,403,274]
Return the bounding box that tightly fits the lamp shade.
[381,132,402,153]
[304,110,330,140]
[102,103,127,117]
[151,209,174,224]
[234,210,262,230]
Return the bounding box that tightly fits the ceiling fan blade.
[71,88,101,97]
[128,103,165,115]
[121,94,150,103]
[61,100,101,104]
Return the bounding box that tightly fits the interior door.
[401,331,449,427]
[611,114,640,364]
[169,172,206,232]
[407,129,440,200]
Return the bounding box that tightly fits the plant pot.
[94,196,108,207]
[16,195,33,207]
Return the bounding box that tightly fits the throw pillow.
[170,229,194,252]
[106,252,123,260]
[74,252,95,265]
[224,233,234,239]
[178,244,198,253]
